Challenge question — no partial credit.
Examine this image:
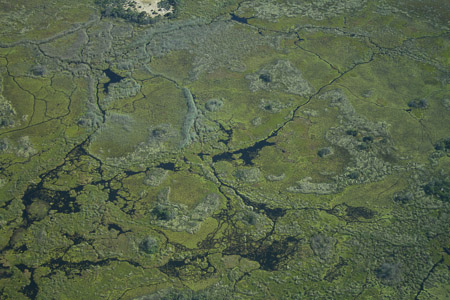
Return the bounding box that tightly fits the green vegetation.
[0,0,449,299]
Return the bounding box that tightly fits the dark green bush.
[30,65,46,76]
[317,147,331,157]
[393,191,413,204]
[140,236,158,254]
[424,179,450,202]
[408,98,428,109]
[346,206,375,219]
[362,136,373,143]
[347,171,360,179]
[434,137,450,152]
[259,73,272,83]
[346,129,358,136]
[153,205,175,220]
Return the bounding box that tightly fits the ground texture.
[0,0,449,299]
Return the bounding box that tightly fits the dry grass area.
[126,0,173,17]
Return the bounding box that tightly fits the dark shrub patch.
[346,206,375,219]
[317,147,332,157]
[346,130,358,136]
[259,73,272,83]
[140,236,158,254]
[424,179,450,202]
[434,137,450,151]
[153,205,175,220]
[347,171,360,179]
[408,99,428,109]
[362,136,373,143]
[393,191,413,204]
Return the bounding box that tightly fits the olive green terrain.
[0,0,449,299]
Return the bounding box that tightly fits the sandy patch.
[126,0,173,17]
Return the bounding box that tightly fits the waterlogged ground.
[0,0,449,299]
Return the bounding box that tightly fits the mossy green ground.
[0,0,449,299]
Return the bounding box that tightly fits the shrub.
[346,206,375,219]
[242,211,258,225]
[0,118,14,127]
[346,130,358,136]
[205,98,224,112]
[317,147,332,157]
[375,262,402,285]
[151,128,168,138]
[434,137,450,151]
[140,236,158,254]
[152,205,175,220]
[362,136,373,143]
[143,168,168,186]
[0,139,10,151]
[393,191,413,204]
[424,179,450,202]
[347,171,360,179]
[259,73,272,83]
[408,98,428,109]
[310,234,334,258]
[30,65,46,76]
[235,168,261,183]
